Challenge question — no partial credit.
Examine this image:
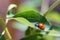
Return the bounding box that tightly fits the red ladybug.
[35,23,45,30]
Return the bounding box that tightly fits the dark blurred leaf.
[25,27,35,36]
[25,27,41,36]
[20,27,43,40]
[13,10,49,24]
[0,35,6,40]
[21,34,43,40]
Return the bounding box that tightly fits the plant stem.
[0,16,12,40]
[44,0,60,16]
[44,0,60,34]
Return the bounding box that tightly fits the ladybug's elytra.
[35,23,45,30]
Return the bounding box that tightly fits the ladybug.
[35,23,45,30]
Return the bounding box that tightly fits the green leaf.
[25,27,41,36]
[0,35,5,40]
[43,35,54,40]
[46,11,60,23]
[12,17,33,27]
[49,30,58,34]
[20,27,43,40]
[13,10,49,24]
[20,25,43,40]
[11,17,43,40]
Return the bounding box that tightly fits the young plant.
[0,0,60,40]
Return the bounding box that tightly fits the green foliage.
[20,27,54,40]
[25,27,41,36]
[8,8,59,40]
[20,27,43,40]
[1,0,60,40]
[20,34,43,40]
[43,35,54,40]
[13,10,49,24]
[46,11,60,23]
[0,35,5,40]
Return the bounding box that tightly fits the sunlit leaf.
[46,11,60,23]
[43,35,54,40]
[12,17,33,27]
